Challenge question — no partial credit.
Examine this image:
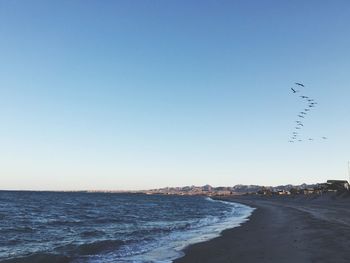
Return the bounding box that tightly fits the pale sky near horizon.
[1,0,350,190]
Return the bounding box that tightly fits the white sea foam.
[113,197,255,263]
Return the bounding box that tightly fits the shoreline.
[174,194,350,263]
[135,196,255,263]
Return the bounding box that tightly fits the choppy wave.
[1,253,70,263]
[124,198,254,263]
[0,192,254,263]
[58,240,125,256]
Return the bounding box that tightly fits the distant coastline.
[2,179,349,197]
[142,179,350,197]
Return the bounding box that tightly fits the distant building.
[326,180,350,191]
[202,185,212,192]
[303,188,314,195]
[257,187,272,196]
[277,190,291,195]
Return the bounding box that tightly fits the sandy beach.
[174,194,350,263]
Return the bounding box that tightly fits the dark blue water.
[0,191,253,263]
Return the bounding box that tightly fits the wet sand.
[174,194,350,263]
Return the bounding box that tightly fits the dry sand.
[174,194,350,263]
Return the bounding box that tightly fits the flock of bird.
[289,82,327,143]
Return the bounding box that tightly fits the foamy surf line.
[3,195,255,263]
[120,197,255,263]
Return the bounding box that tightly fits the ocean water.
[0,191,254,263]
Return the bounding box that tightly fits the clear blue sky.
[1,0,350,190]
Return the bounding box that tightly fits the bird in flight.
[297,123,304,126]
[322,137,328,140]
[300,112,307,115]
[300,95,309,99]
[295,82,305,87]
[298,115,305,118]
[308,138,314,141]
[291,88,298,93]
[304,109,310,111]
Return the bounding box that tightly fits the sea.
[0,191,254,263]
